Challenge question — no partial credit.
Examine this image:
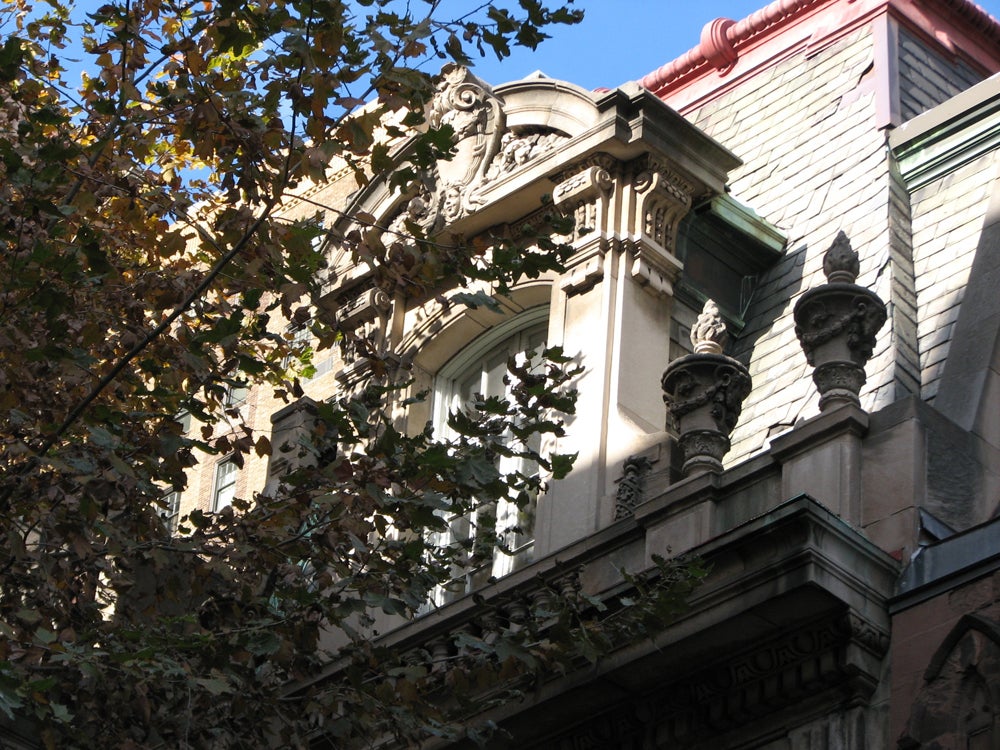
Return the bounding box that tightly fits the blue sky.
[58,0,1000,94]
[461,0,1000,90]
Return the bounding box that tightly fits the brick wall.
[176,163,358,523]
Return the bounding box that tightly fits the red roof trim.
[639,0,1000,99]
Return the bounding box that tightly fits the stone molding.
[624,236,685,298]
[541,611,889,750]
[890,75,1000,191]
[558,236,607,296]
[613,454,655,520]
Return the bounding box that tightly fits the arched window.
[430,306,548,604]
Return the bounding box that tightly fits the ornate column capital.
[552,156,617,296]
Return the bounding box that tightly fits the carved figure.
[614,455,654,519]
[482,130,564,183]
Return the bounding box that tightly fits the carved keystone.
[793,232,887,412]
[662,301,751,476]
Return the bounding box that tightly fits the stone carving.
[553,161,614,240]
[625,160,693,298]
[662,300,751,476]
[899,614,1000,749]
[380,65,503,236]
[822,229,861,282]
[633,161,695,254]
[613,455,654,520]
[546,612,887,749]
[483,129,565,183]
[547,159,618,296]
[336,287,391,331]
[382,68,573,239]
[428,65,497,180]
[794,231,887,411]
[812,362,866,407]
[333,286,396,389]
[844,611,890,655]
[690,299,728,354]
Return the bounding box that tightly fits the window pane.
[226,383,249,406]
[214,460,237,511]
[429,312,548,604]
[162,490,181,532]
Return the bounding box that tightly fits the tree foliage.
[0,1,704,747]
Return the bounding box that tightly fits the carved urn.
[662,301,752,476]
[793,232,887,412]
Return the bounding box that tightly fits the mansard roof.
[639,0,1000,113]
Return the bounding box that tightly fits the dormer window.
[429,307,548,604]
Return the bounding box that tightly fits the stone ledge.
[893,514,1000,612]
[444,496,899,748]
[769,403,870,461]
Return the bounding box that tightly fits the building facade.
[169,0,1000,746]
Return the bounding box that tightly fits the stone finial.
[822,230,860,284]
[794,230,887,412]
[690,300,728,354]
[662,308,752,477]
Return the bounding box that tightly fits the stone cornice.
[442,495,897,747]
[890,73,1000,190]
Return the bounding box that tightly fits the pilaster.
[537,155,705,556]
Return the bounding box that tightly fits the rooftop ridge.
[638,0,1000,97]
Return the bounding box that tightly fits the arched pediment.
[326,66,741,289]
[492,74,603,135]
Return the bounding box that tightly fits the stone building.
[171,0,1000,746]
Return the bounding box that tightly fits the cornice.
[639,0,829,96]
[638,0,1000,113]
[889,74,1000,190]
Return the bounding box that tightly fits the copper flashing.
[639,0,829,95]
[639,0,1000,100]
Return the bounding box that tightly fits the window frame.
[429,305,549,602]
[161,489,182,532]
[212,458,239,512]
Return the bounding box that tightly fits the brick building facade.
[165,0,1000,746]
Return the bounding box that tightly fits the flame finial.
[823,231,860,284]
[690,300,728,354]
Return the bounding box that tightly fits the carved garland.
[661,362,751,434]
[794,297,884,366]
